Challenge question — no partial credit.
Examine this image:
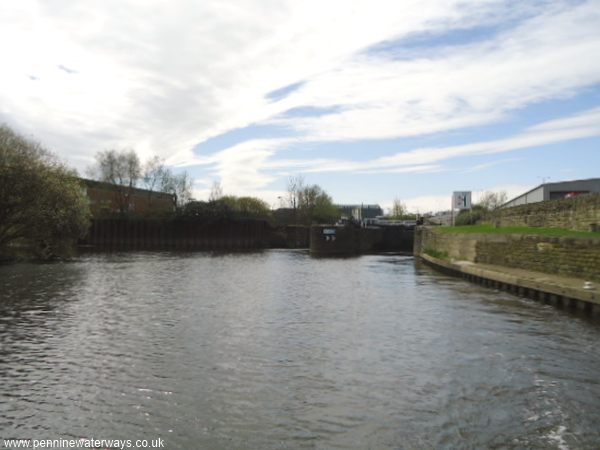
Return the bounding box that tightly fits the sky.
[1,0,600,213]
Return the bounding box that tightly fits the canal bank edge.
[414,226,600,282]
[415,226,600,315]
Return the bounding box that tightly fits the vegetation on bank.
[422,247,449,260]
[181,176,339,225]
[453,191,508,226]
[435,224,600,237]
[88,149,193,211]
[283,175,340,225]
[387,197,418,220]
[0,124,342,263]
[87,151,339,226]
[181,196,271,222]
[0,125,90,260]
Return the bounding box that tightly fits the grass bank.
[434,224,600,237]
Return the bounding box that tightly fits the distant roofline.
[502,177,600,207]
[336,204,382,209]
[79,177,175,198]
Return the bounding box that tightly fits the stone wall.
[413,227,479,261]
[476,235,600,282]
[415,227,600,282]
[494,193,600,232]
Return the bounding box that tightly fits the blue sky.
[1,0,600,211]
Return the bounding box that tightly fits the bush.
[454,205,488,226]
[0,125,90,259]
[423,247,449,259]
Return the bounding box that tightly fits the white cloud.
[285,106,600,174]
[397,183,532,213]
[271,2,600,141]
[460,158,521,173]
[1,0,505,168]
[178,104,600,199]
[1,0,599,198]
[2,2,594,159]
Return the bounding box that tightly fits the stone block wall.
[494,193,600,231]
[476,235,600,282]
[415,227,600,281]
[414,227,479,261]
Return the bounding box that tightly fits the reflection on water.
[1,251,599,449]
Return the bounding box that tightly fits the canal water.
[1,251,599,449]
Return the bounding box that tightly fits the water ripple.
[0,252,599,448]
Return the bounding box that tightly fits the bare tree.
[90,149,194,212]
[172,172,193,207]
[209,180,223,202]
[142,156,166,192]
[159,170,193,208]
[141,155,168,207]
[89,149,141,213]
[286,175,305,212]
[478,191,507,210]
[391,197,407,219]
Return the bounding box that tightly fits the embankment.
[414,227,600,282]
[414,226,600,314]
[493,193,600,232]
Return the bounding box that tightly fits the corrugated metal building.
[502,178,600,208]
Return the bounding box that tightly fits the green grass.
[434,224,599,237]
[423,247,449,259]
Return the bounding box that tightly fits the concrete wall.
[495,193,600,231]
[415,227,600,282]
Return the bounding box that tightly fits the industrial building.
[81,178,175,217]
[502,178,600,208]
[337,204,383,221]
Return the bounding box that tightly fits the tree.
[0,124,90,259]
[209,180,223,202]
[220,195,271,219]
[286,175,305,212]
[181,200,232,221]
[91,150,194,212]
[88,149,141,213]
[454,190,508,226]
[297,184,339,224]
[455,204,487,226]
[142,155,167,191]
[477,190,507,210]
[390,197,407,219]
[168,171,193,208]
[141,155,169,208]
